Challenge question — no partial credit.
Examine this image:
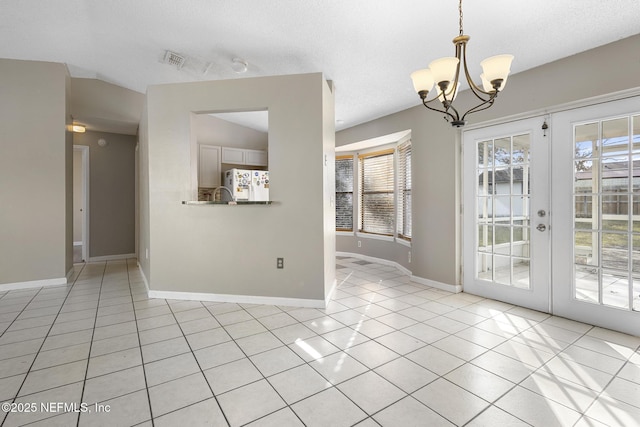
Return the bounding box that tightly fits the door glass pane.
[634,276,640,311]
[575,194,596,229]
[632,115,640,154]
[477,140,493,167]
[513,258,530,288]
[633,235,640,274]
[494,255,511,285]
[602,270,629,309]
[512,134,529,165]
[575,231,597,266]
[475,134,530,288]
[478,253,493,281]
[575,266,599,303]
[575,122,598,158]
[573,115,637,311]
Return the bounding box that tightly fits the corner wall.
[0,59,71,286]
[143,73,335,304]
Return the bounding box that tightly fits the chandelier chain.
[459,0,464,36]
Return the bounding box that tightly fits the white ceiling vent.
[163,50,185,69]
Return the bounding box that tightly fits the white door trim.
[74,145,90,262]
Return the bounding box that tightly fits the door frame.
[74,145,90,262]
[462,117,551,312]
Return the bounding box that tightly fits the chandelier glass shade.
[410,0,513,127]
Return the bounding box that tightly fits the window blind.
[397,140,412,240]
[335,156,354,231]
[359,149,395,235]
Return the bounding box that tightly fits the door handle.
[536,224,546,232]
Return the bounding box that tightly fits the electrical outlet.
[277,258,284,269]
[357,241,361,248]
[408,251,411,263]
[145,248,149,259]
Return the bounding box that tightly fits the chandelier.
[410,0,513,127]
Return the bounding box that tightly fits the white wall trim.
[147,289,326,308]
[137,262,150,294]
[0,277,68,292]
[336,251,412,276]
[411,275,462,294]
[89,253,136,262]
[137,261,325,308]
[337,251,461,293]
[325,279,338,306]
[73,241,83,246]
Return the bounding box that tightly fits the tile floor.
[0,257,639,426]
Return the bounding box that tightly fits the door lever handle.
[536,224,546,232]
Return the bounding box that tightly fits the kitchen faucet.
[213,186,235,202]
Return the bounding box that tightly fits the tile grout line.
[0,262,87,427]
[120,258,155,427]
[75,261,108,427]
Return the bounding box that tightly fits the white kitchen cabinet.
[244,149,268,166]
[221,147,267,166]
[221,147,245,164]
[199,144,221,188]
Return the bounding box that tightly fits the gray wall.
[337,34,640,287]
[196,114,267,150]
[74,131,136,258]
[0,59,72,285]
[70,78,144,135]
[141,73,335,303]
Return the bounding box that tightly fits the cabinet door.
[199,145,221,188]
[222,147,245,164]
[245,149,268,166]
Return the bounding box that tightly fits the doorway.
[73,145,89,263]
[462,97,640,336]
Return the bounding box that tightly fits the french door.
[552,97,640,337]
[463,117,550,312]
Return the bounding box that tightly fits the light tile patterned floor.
[0,257,639,426]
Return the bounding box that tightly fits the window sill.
[337,231,355,237]
[397,238,411,248]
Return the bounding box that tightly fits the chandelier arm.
[422,97,460,123]
[457,41,495,102]
[460,94,497,121]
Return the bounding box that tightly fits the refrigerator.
[224,169,269,201]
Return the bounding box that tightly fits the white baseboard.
[411,275,462,294]
[137,262,151,294]
[0,276,68,292]
[137,261,325,308]
[336,251,461,294]
[325,278,337,306]
[147,289,326,309]
[89,253,136,262]
[336,251,412,276]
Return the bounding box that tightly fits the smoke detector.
[231,58,248,73]
[163,50,186,69]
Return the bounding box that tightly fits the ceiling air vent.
[163,50,185,69]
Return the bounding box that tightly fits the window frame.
[358,148,396,237]
[335,154,355,232]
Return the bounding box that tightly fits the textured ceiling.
[2,0,639,132]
